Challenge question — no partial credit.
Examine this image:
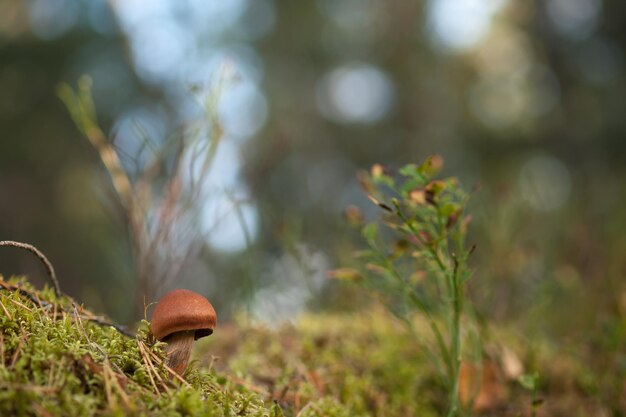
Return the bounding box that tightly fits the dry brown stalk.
[136,339,162,394]
[141,341,191,387]
[10,330,27,367]
[32,403,55,417]
[59,76,230,316]
[104,358,133,409]
[7,297,32,312]
[0,299,12,321]
[0,383,58,395]
[135,340,167,389]
[0,333,4,365]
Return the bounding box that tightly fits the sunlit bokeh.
[218,79,268,140]
[252,245,329,324]
[316,63,394,124]
[519,155,572,212]
[112,107,167,175]
[426,0,506,52]
[108,0,268,255]
[181,135,259,253]
[204,198,259,253]
[317,0,377,32]
[28,0,79,40]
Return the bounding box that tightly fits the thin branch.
[0,241,62,297]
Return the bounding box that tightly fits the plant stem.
[447,265,462,417]
[0,241,62,297]
[396,203,465,414]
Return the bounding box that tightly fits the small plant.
[57,76,228,315]
[337,156,476,416]
[518,373,543,417]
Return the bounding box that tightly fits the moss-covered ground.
[1,276,624,416]
[0,277,280,417]
[200,313,625,417]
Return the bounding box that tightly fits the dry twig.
[0,241,61,297]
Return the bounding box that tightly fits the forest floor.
[0,276,624,417]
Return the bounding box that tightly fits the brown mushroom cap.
[151,289,217,341]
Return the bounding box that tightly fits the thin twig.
[0,241,62,297]
[136,340,163,394]
[0,299,12,321]
[142,343,191,387]
[86,316,136,338]
[137,340,170,393]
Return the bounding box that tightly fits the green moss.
[211,311,441,417]
[2,276,621,416]
[0,276,277,417]
[199,310,623,417]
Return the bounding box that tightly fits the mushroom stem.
[164,330,195,375]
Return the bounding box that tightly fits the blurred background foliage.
[0,0,624,350]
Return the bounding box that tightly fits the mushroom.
[150,289,217,375]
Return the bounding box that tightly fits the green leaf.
[354,249,379,262]
[356,170,375,194]
[460,270,473,283]
[425,180,446,196]
[400,177,427,194]
[399,164,419,177]
[518,373,539,390]
[440,203,459,218]
[371,164,395,187]
[375,175,395,188]
[327,268,362,281]
[362,223,378,246]
[271,403,286,417]
[418,154,444,178]
[392,239,410,257]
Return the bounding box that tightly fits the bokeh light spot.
[469,65,560,132]
[218,80,269,140]
[204,198,259,253]
[113,0,170,31]
[469,77,527,130]
[519,155,572,212]
[86,0,117,35]
[474,28,533,76]
[181,137,258,253]
[28,0,79,40]
[426,0,505,52]
[237,0,276,39]
[251,245,330,323]
[316,63,394,124]
[576,37,623,84]
[112,108,167,174]
[183,0,247,34]
[316,0,376,32]
[546,0,602,40]
[129,20,193,85]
